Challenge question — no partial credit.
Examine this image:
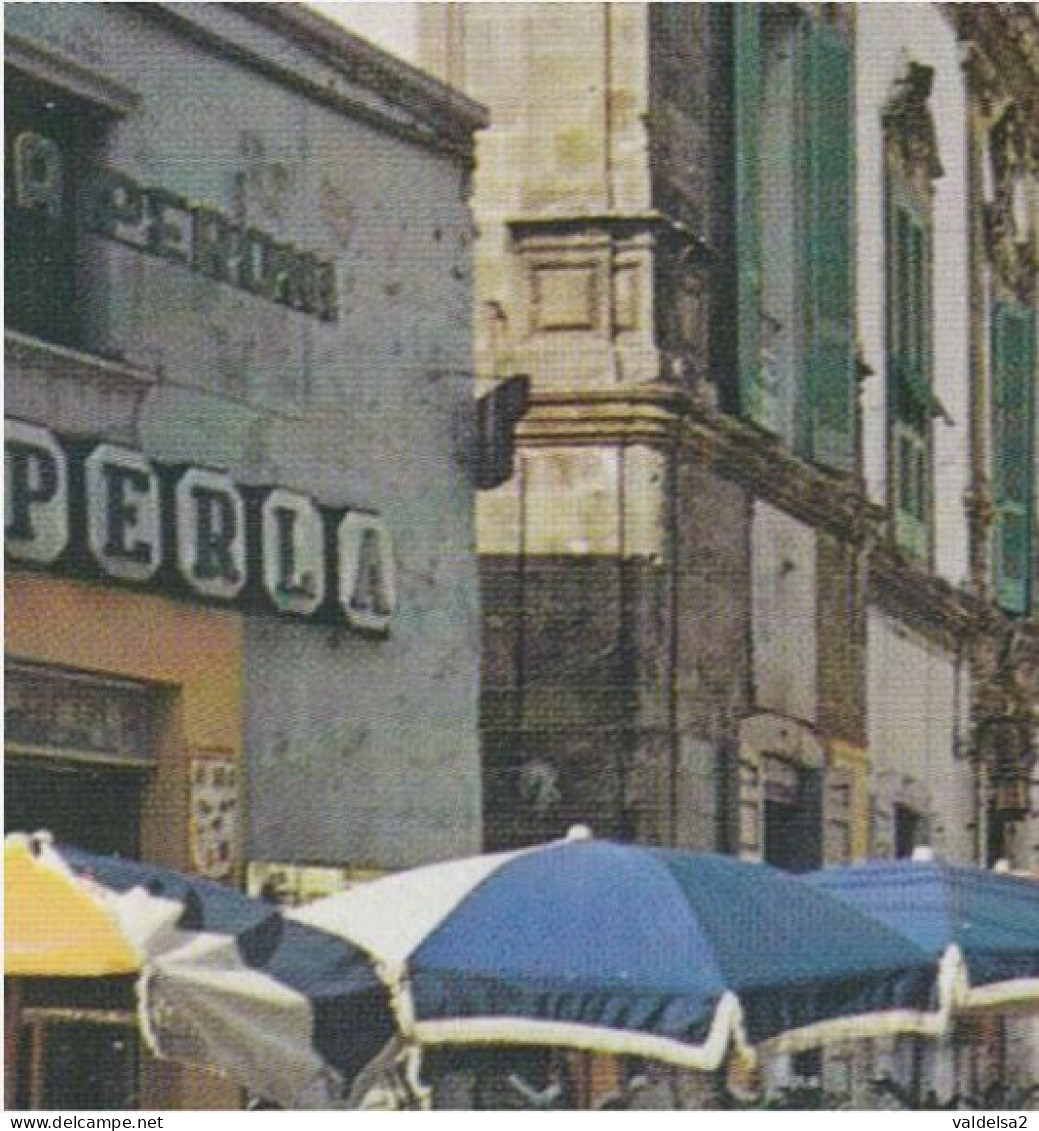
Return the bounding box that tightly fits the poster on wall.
[189,756,239,881]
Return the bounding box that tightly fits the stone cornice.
[516,384,1032,647]
[231,3,488,135]
[679,400,1012,647]
[5,330,156,391]
[678,399,876,543]
[516,383,693,448]
[142,3,487,161]
[5,31,140,116]
[508,212,713,262]
[677,403,1022,646]
[868,542,987,647]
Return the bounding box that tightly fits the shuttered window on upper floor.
[887,185,934,562]
[735,6,855,473]
[992,302,1035,615]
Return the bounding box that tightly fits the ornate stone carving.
[882,62,944,188]
[950,4,1039,125]
[971,623,1039,819]
[984,101,1037,303]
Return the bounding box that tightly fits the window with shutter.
[804,23,855,472]
[886,167,937,561]
[734,8,855,469]
[992,302,1035,615]
[882,64,946,563]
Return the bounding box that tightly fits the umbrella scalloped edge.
[395,950,971,1070]
[958,976,1039,1012]
[405,989,743,1072]
[764,942,964,1056]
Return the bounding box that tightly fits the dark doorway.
[763,757,822,873]
[894,804,925,860]
[5,759,144,858]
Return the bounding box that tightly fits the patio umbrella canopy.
[4,833,395,1109]
[805,856,1039,1012]
[293,830,957,1076]
[5,834,141,977]
[13,833,1004,1109]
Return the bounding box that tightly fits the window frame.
[885,132,937,563]
[4,67,112,352]
[990,300,1036,615]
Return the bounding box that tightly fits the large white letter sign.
[337,511,396,633]
[85,444,162,582]
[175,467,247,600]
[5,420,69,564]
[261,488,326,617]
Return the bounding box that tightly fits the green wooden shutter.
[735,6,772,431]
[804,24,855,471]
[886,172,942,560]
[992,303,1035,614]
[889,204,932,426]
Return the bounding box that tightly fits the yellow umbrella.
[4,835,140,976]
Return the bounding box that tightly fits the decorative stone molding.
[970,616,1038,829]
[965,477,997,602]
[738,712,827,771]
[984,101,1037,303]
[950,4,1039,124]
[5,32,139,116]
[882,62,944,189]
[972,618,1039,731]
[5,330,157,445]
[507,215,669,385]
[869,540,984,651]
[517,383,691,448]
[679,399,874,546]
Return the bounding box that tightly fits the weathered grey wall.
[6,3,483,868]
[751,501,817,723]
[867,610,974,863]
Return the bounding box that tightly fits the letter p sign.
[5,420,69,563]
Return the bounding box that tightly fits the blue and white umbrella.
[293,831,958,1075]
[806,855,1039,1013]
[18,833,986,1109]
[14,834,395,1109]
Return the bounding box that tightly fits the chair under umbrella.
[293,829,959,1079]
[5,833,395,1109]
[805,854,1039,1013]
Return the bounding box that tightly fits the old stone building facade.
[409,0,1037,1103]
[414,0,1037,872]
